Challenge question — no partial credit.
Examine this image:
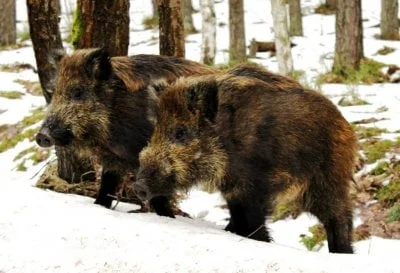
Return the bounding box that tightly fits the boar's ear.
[84,48,111,81]
[186,78,219,124]
[48,48,66,68]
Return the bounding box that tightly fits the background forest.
[0,0,399,272]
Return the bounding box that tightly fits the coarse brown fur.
[36,48,216,217]
[135,73,357,253]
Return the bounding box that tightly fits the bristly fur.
[37,48,216,215]
[137,72,357,254]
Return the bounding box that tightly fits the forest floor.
[0,0,399,272]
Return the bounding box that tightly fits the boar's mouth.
[134,173,177,201]
[36,122,73,148]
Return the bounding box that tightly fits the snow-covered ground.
[0,0,399,272]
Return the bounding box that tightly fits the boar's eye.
[70,87,85,101]
[172,126,188,143]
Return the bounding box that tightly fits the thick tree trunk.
[380,0,399,40]
[0,0,16,46]
[229,0,246,62]
[289,0,303,36]
[158,0,185,57]
[183,0,197,34]
[333,0,363,72]
[200,0,216,65]
[326,0,337,9]
[73,0,130,56]
[27,0,94,183]
[270,0,294,75]
[27,0,63,104]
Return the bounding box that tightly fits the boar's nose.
[134,179,152,201]
[36,127,55,147]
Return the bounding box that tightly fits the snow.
[0,0,399,272]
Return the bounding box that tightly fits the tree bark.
[326,0,337,9]
[73,0,130,56]
[183,0,197,34]
[0,0,16,46]
[152,0,159,17]
[229,0,246,62]
[27,0,94,183]
[27,0,63,104]
[289,0,303,36]
[158,0,185,57]
[333,0,363,72]
[270,0,294,76]
[380,0,399,40]
[200,0,216,65]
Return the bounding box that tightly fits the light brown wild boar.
[135,73,357,253]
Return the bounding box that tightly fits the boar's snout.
[134,179,152,201]
[36,127,55,147]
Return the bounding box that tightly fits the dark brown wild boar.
[135,73,357,253]
[35,48,216,217]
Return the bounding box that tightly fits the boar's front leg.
[150,196,175,218]
[94,170,120,208]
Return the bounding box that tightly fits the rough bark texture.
[229,0,246,62]
[380,0,399,40]
[289,0,303,36]
[183,0,197,34]
[200,0,216,65]
[159,0,185,57]
[27,0,63,104]
[333,0,364,72]
[0,0,16,46]
[271,0,294,75]
[326,0,337,9]
[73,0,130,56]
[27,0,93,183]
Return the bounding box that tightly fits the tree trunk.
[200,0,216,65]
[183,0,197,34]
[152,0,158,17]
[326,0,337,9]
[229,0,246,62]
[380,0,399,40]
[270,0,294,76]
[289,0,303,36]
[333,0,363,72]
[27,0,94,183]
[158,0,185,57]
[0,0,16,46]
[73,0,130,56]
[27,0,63,104]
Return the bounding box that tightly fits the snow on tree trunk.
[183,0,197,34]
[380,0,399,40]
[200,0,216,65]
[73,0,130,56]
[333,0,363,72]
[0,0,16,46]
[229,0,246,62]
[159,0,185,57]
[289,0,303,36]
[270,0,294,76]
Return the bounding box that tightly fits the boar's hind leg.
[322,217,353,254]
[308,184,354,253]
[150,196,175,218]
[94,170,120,208]
[225,199,271,242]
